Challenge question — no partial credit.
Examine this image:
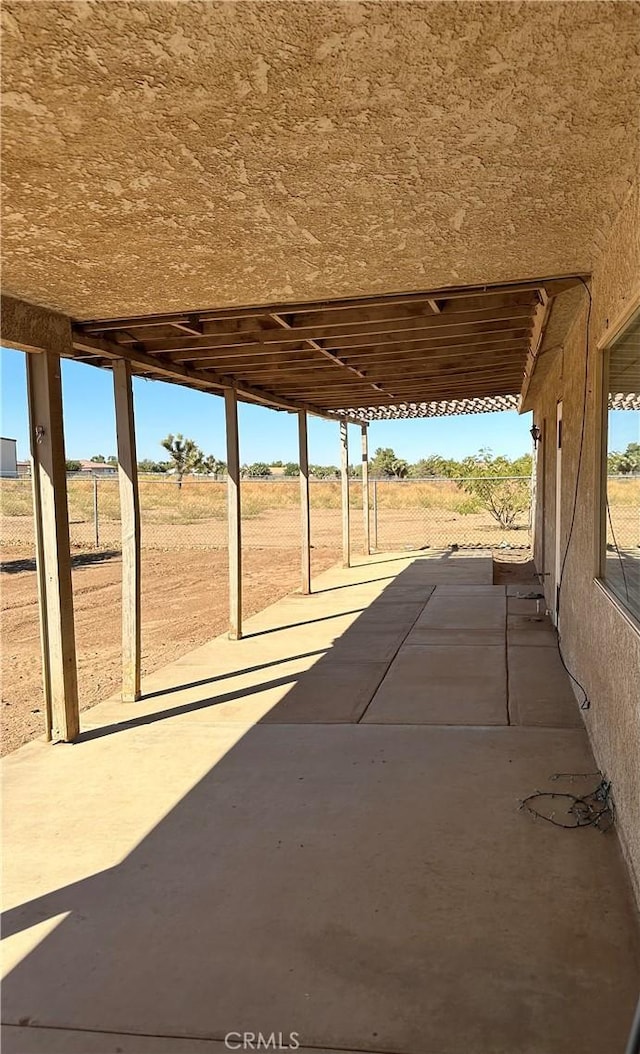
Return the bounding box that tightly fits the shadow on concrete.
[2,555,639,1054]
[139,651,329,701]
[242,608,366,640]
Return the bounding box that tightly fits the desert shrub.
[456,451,531,528]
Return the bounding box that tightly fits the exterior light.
[530,424,542,449]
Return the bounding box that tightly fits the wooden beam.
[361,425,370,556]
[71,330,361,424]
[100,293,538,346]
[298,411,311,595]
[321,318,530,351]
[270,313,390,398]
[225,389,242,640]
[520,290,552,406]
[340,421,350,568]
[176,336,529,372]
[141,305,533,352]
[26,350,79,742]
[77,273,587,331]
[253,358,527,393]
[113,359,141,702]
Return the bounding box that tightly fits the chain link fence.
[4,473,638,559]
[0,473,542,555]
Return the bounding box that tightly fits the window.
[600,308,640,623]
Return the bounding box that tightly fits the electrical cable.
[520,774,614,831]
[555,277,592,710]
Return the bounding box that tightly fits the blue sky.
[0,343,597,466]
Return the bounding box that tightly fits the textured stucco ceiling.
[2,1,639,319]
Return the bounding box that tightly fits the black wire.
[556,638,590,709]
[557,277,592,602]
[555,277,592,710]
[520,777,614,831]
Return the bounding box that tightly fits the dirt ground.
[1,545,340,756]
[2,545,534,757]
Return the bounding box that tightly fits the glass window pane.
[604,312,640,622]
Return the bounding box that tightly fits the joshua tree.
[160,434,203,487]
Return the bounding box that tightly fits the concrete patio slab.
[2,726,637,1054]
[361,645,507,725]
[414,595,505,630]
[2,551,638,1054]
[507,596,545,614]
[506,582,544,596]
[508,646,583,727]
[259,661,390,723]
[433,584,506,595]
[507,613,558,647]
[404,625,505,647]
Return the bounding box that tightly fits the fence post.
[361,424,370,556]
[372,479,378,551]
[93,475,99,549]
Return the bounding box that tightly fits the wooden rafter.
[68,273,586,420]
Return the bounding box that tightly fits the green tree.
[138,459,170,474]
[242,462,272,478]
[310,464,338,478]
[409,455,461,478]
[196,454,225,477]
[283,462,299,476]
[160,434,203,487]
[65,460,81,473]
[90,454,106,463]
[370,447,409,479]
[608,442,640,474]
[456,449,531,529]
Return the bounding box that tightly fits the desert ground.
[3,474,635,756]
[1,545,340,756]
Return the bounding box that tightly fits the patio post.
[113,359,141,702]
[361,424,370,556]
[340,420,350,568]
[26,349,80,742]
[298,410,311,594]
[225,388,242,639]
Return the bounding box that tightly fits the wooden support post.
[225,388,242,639]
[340,420,350,568]
[113,359,141,702]
[361,424,370,556]
[298,411,311,595]
[26,350,79,742]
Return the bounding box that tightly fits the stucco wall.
[2,1,639,317]
[529,183,640,900]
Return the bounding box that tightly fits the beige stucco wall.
[2,1,639,318]
[529,183,640,900]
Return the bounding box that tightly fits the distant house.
[0,437,18,478]
[73,460,118,476]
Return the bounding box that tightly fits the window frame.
[595,292,640,630]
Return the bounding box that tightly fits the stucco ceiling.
[2,1,639,319]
